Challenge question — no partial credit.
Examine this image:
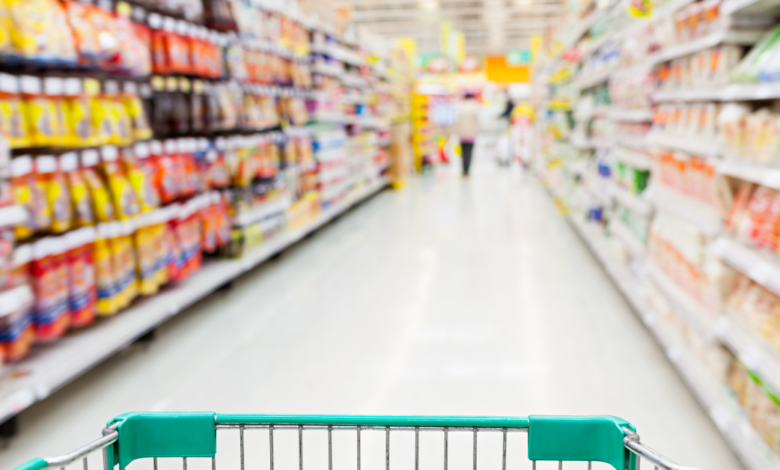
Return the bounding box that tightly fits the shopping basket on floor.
[13,413,696,470]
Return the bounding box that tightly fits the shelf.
[233,196,294,228]
[0,205,28,229]
[716,313,780,397]
[563,9,603,49]
[647,262,718,343]
[610,220,647,259]
[718,158,780,189]
[563,194,780,470]
[654,82,780,102]
[609,183,654,217]
[647,132,720,158]
[607,107,654,122]
[611,146,652,170]
[723,0,780,16]
[0,177,389,425]
[650,29,766,65]
[574,68,612,90]
[711,236,780,299]
[612,134,648,151]
[649,187,724,237]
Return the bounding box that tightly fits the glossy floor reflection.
[0,159,741,470]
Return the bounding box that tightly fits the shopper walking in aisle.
[455,93,480,177]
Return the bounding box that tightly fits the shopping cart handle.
[528,415,636,470]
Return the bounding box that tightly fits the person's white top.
[454,99,480,142]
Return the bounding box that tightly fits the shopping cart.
[12,413,697,470]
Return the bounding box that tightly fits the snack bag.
[63,0,101,64]
[64,78,99,147]
[110,220,137,309]
[37,155,72,233]
[21,76,58,146]
[124,142,160,212]
[153,219,169,287]
[94,222,118,315]
[62,152,94,227]
[100,145,140,220]
[11,155,50,239]
[157,139,182,203]
[0,282,34,362]
[0,74,30,148]
[65,226,96,327]
[123,82,152,141]
[164,217,185,281]
[91,85,115,146]
[112,8,152,76]
[32,237,70,342]
[6,0,76,61]
[103,81,132,146]
[81,149,116,222]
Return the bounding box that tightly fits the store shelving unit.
[535,0,780,464]
[557,204,780,470]
[0,177,388,424]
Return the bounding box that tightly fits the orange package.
[36,155,72,233]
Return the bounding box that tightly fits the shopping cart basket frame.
[12,413,698,470]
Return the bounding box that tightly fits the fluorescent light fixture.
[516,0,533,4]
[419,0,439,10]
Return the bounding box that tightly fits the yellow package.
[102,81,131,146]
[36,155,72,233]
[11,154,50,239]
[5,0,76,61]
[0,74,30,148]
[94,223,118,316]
[123,82,152,141]
[90,84,113,146]
[64,78,98,148]
[81,149,116,222]
[0,1,13,55]
[44,77,67,146]
[123,142,158,213]
[153,222,169,287]
[61,151,94,227]
[134,220,162,296]
[110,221,137,310]
[21,76,58,146]
[100,145,140,220]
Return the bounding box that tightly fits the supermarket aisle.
[3,161,740,470]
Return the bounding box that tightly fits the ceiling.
[340,0,562,54]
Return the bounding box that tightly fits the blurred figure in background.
[454,93,480,177]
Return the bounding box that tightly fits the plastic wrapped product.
[100,145,139,220]
[32,237,70,342]
[0,283,34,362]
[36,155,72,233]
[94,222,118,315]
[64,78,99,148]
[65,226,96,327]
[11,155,50,239]
[81,149,116,223]
[0,74,30,148]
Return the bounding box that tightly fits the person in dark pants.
[454,93,479,177]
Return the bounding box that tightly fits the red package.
[65,227,97,327]
[32,237,71,342]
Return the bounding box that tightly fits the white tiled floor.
[1,159,741,470]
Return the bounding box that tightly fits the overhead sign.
[506,49,532,65]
